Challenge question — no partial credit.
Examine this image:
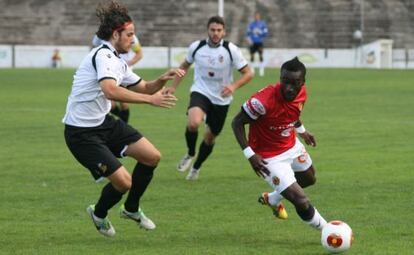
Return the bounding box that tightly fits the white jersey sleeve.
[92,35,103,47]
[121,66,141,88]
[185,40,201,64]
[95,49,120,82]
[229,42,248,70]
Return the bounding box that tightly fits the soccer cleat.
[177,154,194,172]
[119,205,156,230]
[258,192,288,220]
[185,167,200,181]
[86,205,115,237]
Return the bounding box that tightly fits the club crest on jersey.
[218,55,224,63]
[106,54,112,58]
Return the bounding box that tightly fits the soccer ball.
[321,220,353,254]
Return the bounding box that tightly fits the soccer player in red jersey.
[232,57,327,230]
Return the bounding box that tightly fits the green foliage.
[0,68,413,254]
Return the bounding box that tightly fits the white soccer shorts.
[263,138,312,194]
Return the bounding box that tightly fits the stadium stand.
[0,0,413,48]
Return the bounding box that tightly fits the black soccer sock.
[193,141,214,169]
[94,183,124,218]
[124,163,155,213]
[110,106,120,117]
[185,128,198,157]
[296,203,315,221]
[119,109,130,123]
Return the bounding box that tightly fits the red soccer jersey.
[242,82,307,158]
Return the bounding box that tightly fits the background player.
[246,12,268,76]
[165,16,253,181]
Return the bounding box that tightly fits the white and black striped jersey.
[62,41,141,127]
[186,39,248,105]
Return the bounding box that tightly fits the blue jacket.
[247,20,268,44]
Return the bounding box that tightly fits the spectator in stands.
[63,0,185,237]
[164,16,253,181]
[92,34,143,123]
[52,49,62,68]
[246,12,268,76]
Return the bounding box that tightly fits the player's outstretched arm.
[232,110,270,178]
[130,68,186,95]
[164,61,191,95]
[100,78,177,108]
[295,120,316,147]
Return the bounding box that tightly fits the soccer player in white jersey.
[62,0,185,237]
[92,34,143,123]
[164,16,253,181]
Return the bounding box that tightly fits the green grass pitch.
[0,67,413,254]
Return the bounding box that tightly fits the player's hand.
[163,86,176,95]
[221,84,235,97]
[299,131,316,147]
[248,154,270,178]
[159,68,186,81]
[150,89,177,108]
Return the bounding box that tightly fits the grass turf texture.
[0,68,413,254]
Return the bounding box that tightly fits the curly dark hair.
[96,0,132,41]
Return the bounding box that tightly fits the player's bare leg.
[281,182,326,230]
[295,165,316,188]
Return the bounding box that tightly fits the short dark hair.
[96,1,132,41]
[207,16,225,28]
[281,57,306,78]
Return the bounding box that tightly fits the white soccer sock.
[267,191,283,206]
[250,62,257,73]
[305,208,327,230]
[259,62,265,76]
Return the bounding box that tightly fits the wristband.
[243,146,255,159]
[295,125,306,134]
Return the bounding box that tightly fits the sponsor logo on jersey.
[281,128,292,137]
[208,72,215,77]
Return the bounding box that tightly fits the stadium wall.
[1,43,413,69]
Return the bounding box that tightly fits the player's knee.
[187,121,200,131]
[309,176,316,186]
[115,179,131,193]
[145,150,161,166]
[302,176,316,187]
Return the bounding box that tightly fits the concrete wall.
[1,0,414,48]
